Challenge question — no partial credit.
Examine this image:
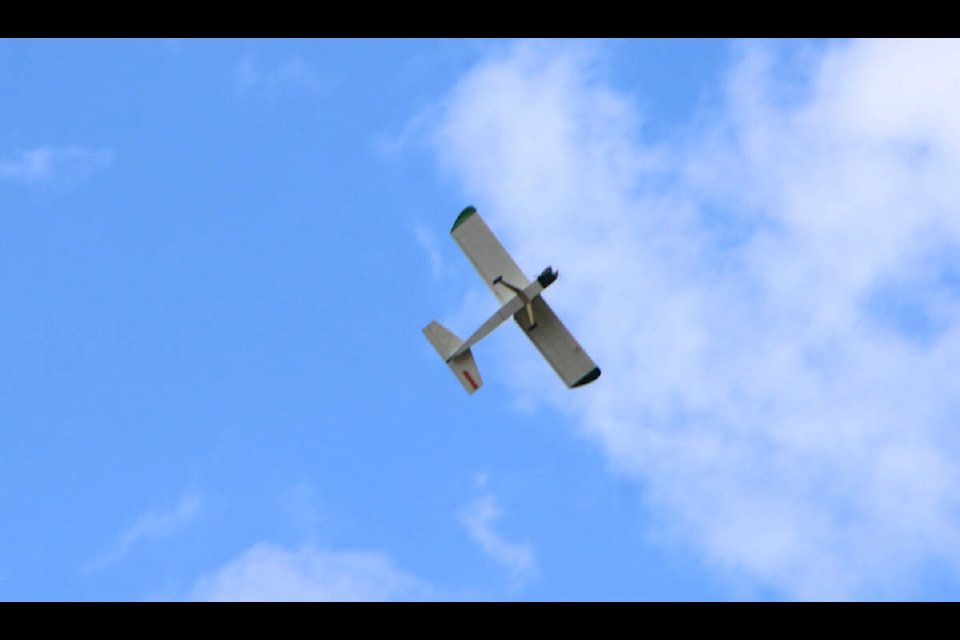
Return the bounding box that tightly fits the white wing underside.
[451,211,530,303]
[513,295,598,388]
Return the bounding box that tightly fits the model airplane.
[423,206,601,394]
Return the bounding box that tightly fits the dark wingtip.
[572,367,601,388]
[451,206,477,233]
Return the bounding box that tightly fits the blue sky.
[3,38,960,601]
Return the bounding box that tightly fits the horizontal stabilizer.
[423,320,484,394]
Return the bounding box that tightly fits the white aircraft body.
[423,206,601,394]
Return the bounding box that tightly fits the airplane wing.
[514,294,601,388]
[444,205,601,389]
[451,206,530,304]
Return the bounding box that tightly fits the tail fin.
[423,320,483,394]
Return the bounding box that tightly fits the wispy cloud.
[414,224,444,280]
[430,39,960,600]
[458,473,538,591]
[187,542,434,602]
[233,55,322,96]
[88,491,202,571]
[0,146,113,186]
[278,481,325,539]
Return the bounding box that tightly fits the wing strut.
[493,275,537,330]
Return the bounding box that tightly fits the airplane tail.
[423,320,483,394]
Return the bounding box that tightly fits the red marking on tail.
[462,370,479,390]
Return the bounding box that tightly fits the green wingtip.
[451,206,477,233]
[572,367,601,388]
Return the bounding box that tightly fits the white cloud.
[89,491,202,571]
[188,542,433,602]
[458,472,538,590]
[0,146,113,186]
[429,38,960,600]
